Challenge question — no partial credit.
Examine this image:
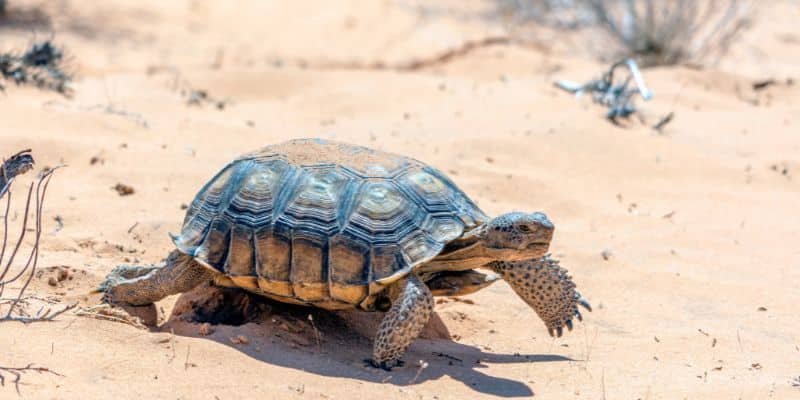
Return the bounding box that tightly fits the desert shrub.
[495,0,752,67]
[493,0,595,29]
[0,40,72,95]
[584,0,752,66]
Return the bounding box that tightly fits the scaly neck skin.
[423,224,549,272]
[423,226,493,272]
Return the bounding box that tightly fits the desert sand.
[1,1,799,399]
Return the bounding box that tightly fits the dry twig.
[555,58,653,124]
[72,304,148,329]
[0,364,64,395]
[0,150,68,323]
[0,150,66,393]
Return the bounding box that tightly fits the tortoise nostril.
[531,213,554,230]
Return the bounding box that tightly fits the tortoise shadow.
[156,285,574,398]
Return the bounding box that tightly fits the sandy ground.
[1,1,799,399]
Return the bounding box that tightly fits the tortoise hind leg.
[98,250,214,306]
[367,274,434,370]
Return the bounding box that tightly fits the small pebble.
[230,335,249,345]
[57,268,70,282]
[113,183,135,196]
[198,323,214,336]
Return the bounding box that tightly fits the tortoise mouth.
[524,241,551,251]
[484,241,550,261]
[522,242,550,257]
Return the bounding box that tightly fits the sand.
[0,0,798,398]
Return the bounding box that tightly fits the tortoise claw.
[548,327,555,337]
[578,298,592,312]
[566,319,573,331]
[575,310,583,321]
[556,327,563,337]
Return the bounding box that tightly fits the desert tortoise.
[99,138,590,369]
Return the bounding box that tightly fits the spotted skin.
[484,211,554,250]
[488,255,591,337]
[368,274,433,370]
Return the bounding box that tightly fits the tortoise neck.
[424,226,493,271]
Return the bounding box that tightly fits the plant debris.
[555,58,653,125]
[74,304,148,329]
[0,40,73,96]
[184,89,228,110]
[652,112,675,132]
[752,79,776,91]
[0,150,72,324]
[0,149,34,197]
[0,364,63,395]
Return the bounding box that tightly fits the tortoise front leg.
[98,250,213,306]
[367,274,434,370]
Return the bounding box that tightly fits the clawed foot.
[364,358,405,371]
[547,292,592,338]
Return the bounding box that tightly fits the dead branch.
[0,149,33,199]
[0,364,63,395]
[555,58,654,124]
[0,150,68,324]
[73,304,148,329]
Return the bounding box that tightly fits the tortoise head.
[431,211,554,269]
[481,212,554,260]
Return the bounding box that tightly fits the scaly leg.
[98,250,214,306]
[367,274,434,370]
[489,255,591,337]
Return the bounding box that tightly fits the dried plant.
[0,364,63,395]
[582,0,752,66]
[555,58,654,124]
[0,40,73,96]
[0,150,72,322]
[0,150,68,393]
[495,0,752,67]
[494,0,595,29]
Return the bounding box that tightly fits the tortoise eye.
[519,225,531,232]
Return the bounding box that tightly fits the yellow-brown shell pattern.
[172,139,488,308]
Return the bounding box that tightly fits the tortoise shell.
[172,138,489,309]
